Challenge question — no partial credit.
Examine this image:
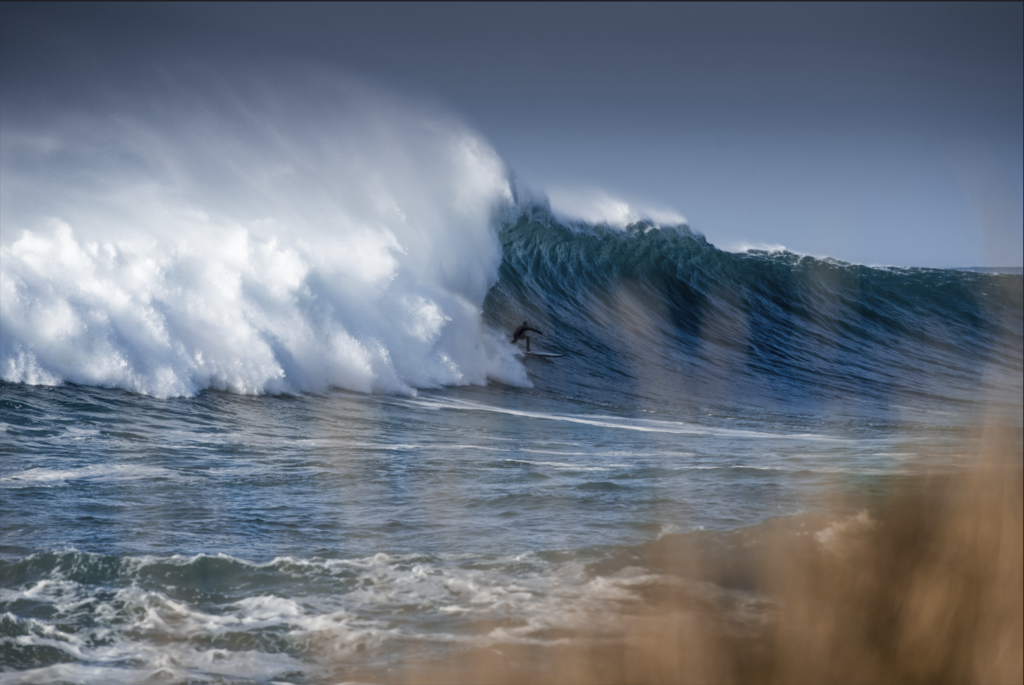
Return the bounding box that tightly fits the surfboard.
[525,351,564,358]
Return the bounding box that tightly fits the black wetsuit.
[512,325,543,351]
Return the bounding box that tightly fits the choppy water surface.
[2,67,1021,683]
[1,343,1017,683]
[0,382,934,561]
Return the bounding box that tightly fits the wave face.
[2,68,1020,407]
[0,70,526,397]
[484,207,1023,417]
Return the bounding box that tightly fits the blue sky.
[2,3,1021,267]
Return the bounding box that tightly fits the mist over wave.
[2,65,1020,408]
[0,69,527,397]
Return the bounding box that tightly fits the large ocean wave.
[2,69,1020,404]
[1,71,526,397]
[485,209,1022,413]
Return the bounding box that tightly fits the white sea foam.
[1,549,716,682]
[546,187,687,229]
[0,464,175,486]
[506,458,612,471]
[409,397,849,442]
[0,70,529,397]
[718,241,791,255]
[815,510,876,557]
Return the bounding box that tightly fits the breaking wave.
[2,67,1020,407]
[0,69,525,397]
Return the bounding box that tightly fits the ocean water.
[1,73,1022,683]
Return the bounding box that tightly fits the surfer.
[511,321,545,352]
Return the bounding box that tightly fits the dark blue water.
[2,210,1021,683]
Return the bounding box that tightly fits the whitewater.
[2,69,1021,684]
[1,71,528,397]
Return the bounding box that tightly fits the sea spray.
[0,69,527,397]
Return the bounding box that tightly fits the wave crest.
[0,71,528,397]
